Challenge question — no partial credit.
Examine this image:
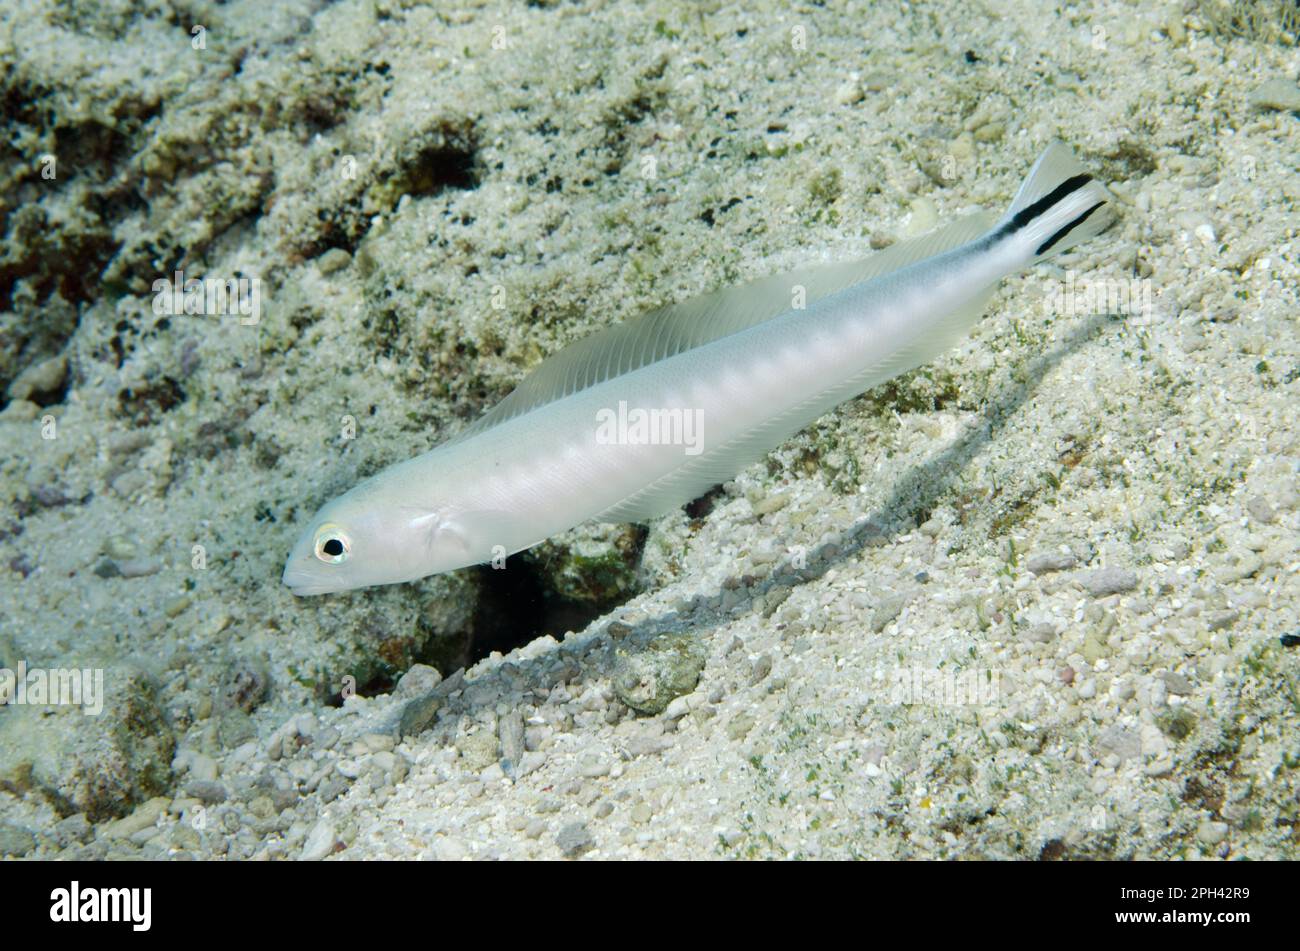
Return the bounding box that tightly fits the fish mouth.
[282,566,337,597]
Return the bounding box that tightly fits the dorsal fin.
[449,211,996,442]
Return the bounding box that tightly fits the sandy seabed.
[0,0,1297,860]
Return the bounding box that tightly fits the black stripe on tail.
[1034,200,1107,256]
[995,173,1093,239]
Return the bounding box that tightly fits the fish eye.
[314,525,350,565]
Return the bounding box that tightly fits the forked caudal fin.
[997,142,1116,263]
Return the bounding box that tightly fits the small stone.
[117,557,162,578]
[870,593,908,633]
[1206,609,1240,632]
[498,710,526,773]
[1081,567,1137,597]
[434,837,467,861]
[396,664,442,697]
[101,797,168,840]
[28,484,71,508]
[761,586,791,618]
[1082,632,1108,662]
[104,535,138,560]
[862,71,890,92]
[456,729,499,771]
[1026,550,1077,575]
[1197,821,1229,845]
[1158,707,1197,741]
[318,774,350,804]
[1248,78,1300,112]
[398,693,443,738]
[301,819,338,861]
[52,813,92,847]
[186,780,227,804]
[612,633,705,715]
[523,724,551,752]
[0,399,38,421]
[536,796,562,815]
[220,657,271,713]
[749,653,773,685]
[164,595,191,618]
[556,821,594,857]
[1093,725,1141,763]
[110,470,150,498]
[317,248,353,274]
[1145,757,1174,778]
[623,725,672,757]
[108,430,153,458]
[753,493,789,516]
[0,822,36,857]
[663,695,692,720]
[901,196,938,238]
[188,753,219,782]
[630,802,653,824]
[356,733,394,754]
[6,354,66,402]
[727,713,755,741]
[218,710,256,748]
[1024,622,1058,644]
[1163,12,1186,44]
[271,783,299,813]
[1232,589,1267,611]
[1216,554,1262,584]
[1245,496,1276,525]
[517,751,546,777]
[835,79,864,106]
[170,823,200,852]
[1162,672,1192,696]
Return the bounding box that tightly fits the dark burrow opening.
[403,139,479,196]
[323,532,648,705]
[320,563,615,703]
[466,557,628,665]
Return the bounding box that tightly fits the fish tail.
[998,142,1116,263]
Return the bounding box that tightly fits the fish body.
[283,143,1113,595]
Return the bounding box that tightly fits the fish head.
[281,484,485,595]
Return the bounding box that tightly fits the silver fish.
[283,142,1114,595]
